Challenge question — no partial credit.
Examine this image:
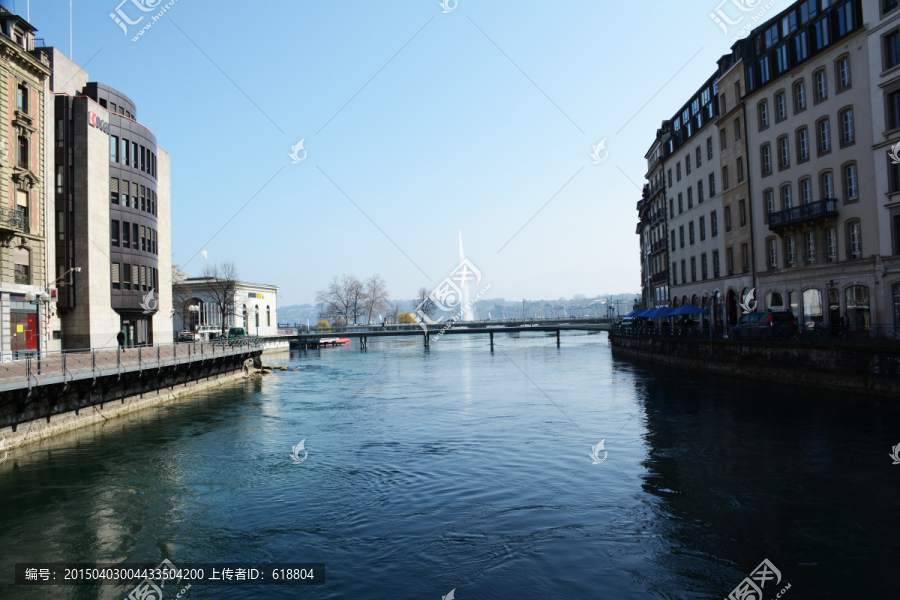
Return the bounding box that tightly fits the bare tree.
[413,287,437,318]
[316,275,365,325]
[203,261,241,336]
[363,274,390,324]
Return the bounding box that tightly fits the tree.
[171,268,194,330]
[203,261,240,336]
[413,287,437,318]
[316,275,365,325]
[363,274,391,324]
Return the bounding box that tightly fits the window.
[140,185,146,212]
[122,138,129,165]
[845,285,870,329]
[727,247,735,274]
[827,227,837,261]
[696,146,702,167]
[776,45,789,73]
[140,146,146,172]
[689,221,695,245]
[843,163,859,201]
[797,127,809,161]
[111,220,119,247]
[721,95,728,115]
[781,184,793,210]
[768,238,778,268]
[700,216,706,241]
[739,199,747,227]
[804,231,816,264]
[725,206,732,232]
[720,129,728,151]
[885,29,900,70]
[779,136,790,168]
[688,187,693,209]
[889,89,900,130]
[123,221,130,248]
[814,16,830,51]
[701,254,708,280]
[55,119,64,148]
[815,70,828,101]
[884,0,899,15]
[801,178,812,204]
[672,263,678,285]
[895,216,900,255]
[670,199,674,219]
[141,225,146,252]
[794,81,806,112]
[840,108,855,144]
[123,263,131,290]
[758,101,770,129]
[723,166,730,190]
[776,92,787,120]
[680,225,685,248]
[691,257,697,282]
[760,56,771,84]
[671,230,676,251]
[112,263,120,290]
[890,151,900,193]
[56,165,64,195]
[734,118,742,141]
[821,171,835,198]
[678,193,684,214]
[707,137,713,160]
[668,169,673,187]
[741,243,750,272]
[787,236,795,265]
[132,185,137,208]
[17,136,28,169]
[837,57,852,91]
[677,163,682,182]
[818,119,831,153]
[795,30,809,62]
[110,102,117,113]
[761,144,772,174]
[836,3,854,37]
[686,155,692,175]
[709,173,716,196]
[713,250,720,277]
[132,223,139,249]
[132,142,138,166]
[13,247,29,284]
[698,180,705,203]
[16,83,27,113]
[848,221,862,257]
[800,0,817,24]
[711,210,718,237]
[110,178,119,204]
[737,157,745,183]
[765,189,775,222]
[681,260,687,283]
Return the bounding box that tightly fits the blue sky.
[18,0,784,305]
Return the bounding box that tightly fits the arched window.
[691,294,699,307]
[255,304,260,329]
[802,289,823,326]
[267,305,271,327]
[893,282,900,328]
[766,291,784,311]
[845,285,870,330]
[243,305,248,329]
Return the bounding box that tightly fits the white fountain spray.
[458,231,474,322]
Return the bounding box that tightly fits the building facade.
[639,134,669,309]
[172,277,279,339]
[0,8,52,359]
[43,48,172,349]
[743,0,876,328]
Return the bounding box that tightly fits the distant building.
[172,275,279,339]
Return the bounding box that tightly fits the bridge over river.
[295,317,613,349]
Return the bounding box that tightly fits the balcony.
[768,198,837,231]
[0,208,29,234]
[651,271,669,284]
[651,239,667,253]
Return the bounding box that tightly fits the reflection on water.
[0,332,898,599]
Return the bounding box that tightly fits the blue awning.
[670,304,708,316]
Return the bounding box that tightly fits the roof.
[181,277,278,290]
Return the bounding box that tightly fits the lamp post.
[188,304,199,341]
[254,306,259,337]
[24,291,51,357]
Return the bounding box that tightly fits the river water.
[0,331,898,599]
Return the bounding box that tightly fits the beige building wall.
[745,26,879,326]
[153,147,172,344]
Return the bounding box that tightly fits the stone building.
[41,48,172,349]
[172,274,279,340]
[638,134,669,309]
[0,7,52,359]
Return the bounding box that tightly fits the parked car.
[177,330,198,342]
[621,317,635,328]
[228,327,249,339]
[731,311,797,340]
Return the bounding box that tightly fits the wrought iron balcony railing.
[768,198,837,230]
[0,208,29,233]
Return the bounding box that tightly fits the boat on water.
[318,337,351,346]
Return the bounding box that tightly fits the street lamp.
[188,304,200,340]
[24,291,51,356]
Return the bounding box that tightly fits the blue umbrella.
[670,304,708,316]
[647,306,674,318]
[624,310,641,318]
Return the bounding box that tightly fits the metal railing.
[0,207,29,233]
[611,323,900,345]
[0,338,266,385]
[301,316,616,335]
[768,198,837,229]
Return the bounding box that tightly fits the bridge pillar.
[490,332,493,350]
[556,330,560,347]
[424,333,429,347]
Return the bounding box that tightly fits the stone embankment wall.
[609,335,900,398]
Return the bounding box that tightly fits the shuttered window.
[111,263,120,289]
